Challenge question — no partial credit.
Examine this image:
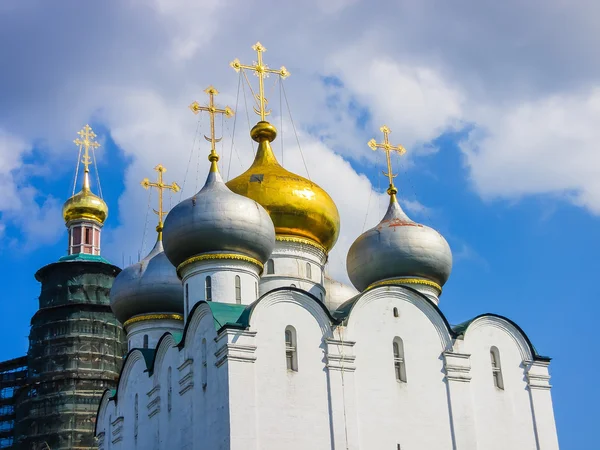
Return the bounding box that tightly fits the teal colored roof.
[58,253,113,265]
[137,348,157,371]
[209,302,248,331]
[171,332,184,345]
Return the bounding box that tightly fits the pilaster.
[525,360,559,450]
[443,351,478,450]
[216,328,259,450]
[325,333,360,450]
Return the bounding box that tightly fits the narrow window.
[267,259,274,274]
[85,227,92,244]
[205,276,212,301]
[255,282,258,297]
[167,367,172,412]
[235,275,241,304]
[490,346,504,390]
[393,307,399,318]
[393,338,407,382]
[185,283,189,313]
[306,262,312,280]
[143,334,148,349]
[134,394,138,441]
[201,338,207,389]
[285,326,298,372]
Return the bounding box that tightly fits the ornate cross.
[74,124,100,174]
[230,42,290,121]
[189,86,234,161]
[368,125,407,195]
[141,164,180,234]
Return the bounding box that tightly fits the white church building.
[95,46,559,450]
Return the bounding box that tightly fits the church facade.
[95,44,559,450]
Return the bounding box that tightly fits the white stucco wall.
[96,286,558,450]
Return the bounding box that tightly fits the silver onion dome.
[347,194,452,292]
[110,238,183,324]
[162,163,276,269]
[324,275,359,311]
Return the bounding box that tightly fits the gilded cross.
[74,124,100,174]
[141,164,181,235]
[230,42,290,121]
[368,125,407,195]
[189,86,234,161]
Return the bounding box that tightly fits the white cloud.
[1,0,600,275]
[461,88,600,213]
[0,129,63,250]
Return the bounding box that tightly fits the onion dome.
[162,158,276,270]
[347,192,452,292]
[226,121,340,252]
[110,238,183,324]
[324,275,359,311]
[62,172,108,224]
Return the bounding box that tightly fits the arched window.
[285,326,298,372]
[143,334,148,349]
[205,276,212,301]
[393,307,399,318]
[201,338,208,389]
[306,262,312,280]
[490,346,504,390]
[167,367,172,412]
[235,275,241,304]
[185,283,189,313]
[267,259,275,274]
[290,283,296,288]
[393,338,407,382]
[134,393,138,441]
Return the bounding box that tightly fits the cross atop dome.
[189,86,234,167]
[368,125,406,196]
[141,164,180,239]
[73,124,102,193]
[230,42,290,121]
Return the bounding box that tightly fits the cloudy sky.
[1,0,598,447]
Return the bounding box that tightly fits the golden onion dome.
[62,173,108,224]
[226,122,340,252]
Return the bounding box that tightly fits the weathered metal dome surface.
[347,194,452,292]
[110,239,183,324]
[162,163,276,269]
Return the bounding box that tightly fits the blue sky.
[1,1,599,448]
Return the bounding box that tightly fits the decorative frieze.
[525,360,552,390]
[443,351,472,382]
[111,416,124,444]
[147,385,161,418]
[178,358,194,395]
[325,337,356,372]
[215,329,257,367]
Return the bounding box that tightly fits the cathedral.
[94,43,559,450]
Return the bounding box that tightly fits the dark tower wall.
[15,258,124,450]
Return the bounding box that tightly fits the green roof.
[208,302,248,331]
[58,253,113,265]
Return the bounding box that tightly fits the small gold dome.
[226,122,340,252]
[62,175,108,224]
